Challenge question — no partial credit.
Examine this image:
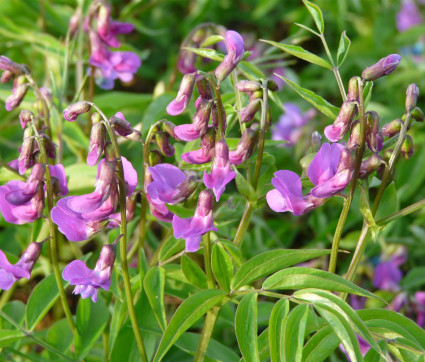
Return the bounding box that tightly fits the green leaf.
[275,76,339,119]
[231,249,330,290]
[26,273,68,332]
[364,340,387,362]
[200,35,224,48]
[358,309,425,351]
[294,23,320,37]
[363,81,373,107]
[141,94,175,138]
[359,186,383,241]
[46,318,74,359]
[401,267,425,290]
[235,292,259,362]
[263,267,379,299]
[336,31,351,67]
[212,243,233,293]
[283,304,309,362]
[269,299,289,362]
[75,295,110,360]
[261,41,332,69]
[375,182,399,221]
[153,289,226,361]
[303,0,324,33]
[258,328,271,360]
[181,254,208,289]
[295,289,381,356]
[144,267,167,331]
[182,47,224,62]
[233,167,257,202]
[302,326,340,362]
[0,330,25,348]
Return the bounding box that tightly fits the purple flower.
[266,170,313,215]
[362,54,401,81]
[415,292,425,327]
[6,78,28,112]
[49,164,69,197]
[174,99,213,141]
[0,242,42,290]
[172,190,217,252]
[5,164,44,206]
[272,103,315,146]
[147,164,197,205]
[373,261,402,292]
[229,128,258,165]
[87,123,106,166]
[182,127,216,164]
[0,56,25,76]
[63,242,116,302]
[324,100,357,142]
[97,5,134,48]
[215,30,244,83]
[203,140,236,201]
[166,73,196,116]
[110,112,140,141]
[146,193,174,222]
[397,0,423,32]
[308,143,354,198]
[63,101,92,122]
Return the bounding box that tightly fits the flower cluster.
[84,1,141,89]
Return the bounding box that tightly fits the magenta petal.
[87,147,99,167]
[308,143,343,186]
[49,165,69,196]
[266,189,290,212]
[324,125,344,142]
[172,215,193,239]
[174,124,202,141]
[63,260,93,284]
[122,156,138,195]
[149,164,186,188]
[182,149,212,164]
[166,96,189,116]
[67,192,105,213]
[185,236,202,252]
[310,169,352,198]
[0,270,16,290]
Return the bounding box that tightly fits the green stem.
[93,104,148,362]
[30,119,76,337]
[328,79,366,274]
[233,203,254,248]
[0,310,74,361]
[231,71,245,133]
[203,232,214,289]
[377,198,425,225]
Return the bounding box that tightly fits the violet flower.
[63,242,116,302]
[87,122,106,166]
[174,99,213,141]
[97,5,134,48]
[63,101,92,122]
[172,190,217,252]
[147,163,197,205]
[110,112,140,141]
[166,73,196,116]
[6,77,28,112]
[229,128,258,165]
[215,30,244,83]
[308,143,354,198]
[415,292,425,327]
[373,260,402,292]
[362,54,401,81]
[181,126,215,164]
[397,0,423,32]
[272,103,316,146]
[324,101,357,142]
[203,140,236,201]
[0,242,42,290]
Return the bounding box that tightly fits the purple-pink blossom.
[203,140,235,201]
[172,190,217,252]
[166,73,196,116]
[215,30,244,83]
[0,242,42,290]
[397,0,423,32]
[63,242,116,302]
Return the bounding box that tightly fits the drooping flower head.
[63,241,117,302]
[361,54,401,81]
[215,30,244,83]
[88,121,107,167]
[0,241,43,290]
[324,101,357,142]
[166,73,196,116]
[181,126,216,164]
[63,101,92,122]
[172,190,217,252]
[203,140,236,201]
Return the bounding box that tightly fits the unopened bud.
[229,128,258,165]
[110,112,141,141]
[196,76,214,100]
[6,164,45,205]
[324,100,358,142]
[69,7,82,37]
[240,99,261,123]
[196,189,214,217]
[347,76,361,101]
[337,148,355,172]
[236,80,262,93]
[96,243,116,271]
[148,150,162,166]
[63,101,91,122]
[18,127,35,175]
[366,111,383,153]
[103,142,115,161]
[0,56,25,75]
[19,110,33,129]
[362,54,401,81]
[382,119,403,138]
[406,84,419,113]
[267,79,280,92]
[166,73,196,115]
[155,132,175,157]
[346,120,360,149]
[6,80,28,111]
[382,149,393,163]
[214,30,244,83]
[173,176,198,203]
[359,154,382,179]
[91,112,102,124]
[401,135,414,159]
[201,126,216,150]
[87,123,107,166]
[411,107,424,123]
[41,134,57,159]
[193,99,213,133]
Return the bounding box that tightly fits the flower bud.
[87,123,107,166]
[63,101,91,122]
[110,112,141,141]
[91,112,102,124]
[19,110,33,129]
[196,189,214,217]
[382,149,393,163]
[346,120,360,149]
[6,164,45,206]
[361,54,401,81]
[401,135,414,159]
[166,73,196,116]
[215,30,244,83]
[172,176,198,203]
[0,56,25,75]
[366,111,383,153]
[211,103,227,132]
[411,107,424,123]
[96,243,116,271]
[324,100,358,142]
[1,70,13,83]
[229,128,258,165]
[155,132,175,157]
[162,120,181,140]
[41,134,57,159]
[248,90,263,101]
[406,83,419,113]
[382,119,403,138]
[149,150,162,166]
[193,99,213,131]
[337,148,355,172]
[310,131,322,152]
[103,142,115,162]
[236,80,262,93]
[6,79,28,111]
[18,127,35,175]
[178,49,197,74]
[347,76,361,101]
[359,154,382,179]
[196,75,214,100]
[240,99,261,123]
